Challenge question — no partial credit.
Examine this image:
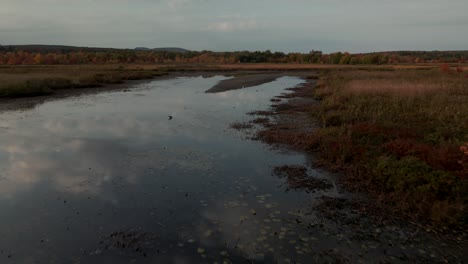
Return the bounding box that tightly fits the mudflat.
[205,73,284,93]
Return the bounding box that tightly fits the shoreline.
[237,70,467,231]
[205,73,284,93]
[0,70,316,111]
[230,75,467,261]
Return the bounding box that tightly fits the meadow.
[305,67,467,226]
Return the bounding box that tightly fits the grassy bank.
[307,69,467,226]
[1,63,446,98]
[0,65,167,97]
[248,67,467,227]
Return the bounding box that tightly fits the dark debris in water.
[251,118,270,125]
[230,122,254,130]
[247,110,277,116]
[97,229,160,258]
[273,165,333,192]
[314,195,400,227]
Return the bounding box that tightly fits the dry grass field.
[308,68,467,226]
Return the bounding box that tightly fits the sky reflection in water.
[0,76,341,263]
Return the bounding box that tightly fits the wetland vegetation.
[250,67,468,227]
[0,61,466,263]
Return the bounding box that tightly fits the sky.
[1,0,467,53]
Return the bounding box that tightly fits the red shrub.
[349,123,384,135]
[440,63,451,74]
[458,143,468,178]
[383,138,421,157]
[384,139,464,173]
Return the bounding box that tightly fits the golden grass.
[329,69,466,96]
[345,79,451,96]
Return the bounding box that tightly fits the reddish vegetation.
[251,70,467,227]
[460,143,468,177]
[440,63,465,75]
[383,139,464,175]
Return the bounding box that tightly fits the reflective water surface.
[0,76,330,263]
[1,76,462,264]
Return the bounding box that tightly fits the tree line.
[0,48,466,65]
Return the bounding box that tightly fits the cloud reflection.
[0,76,303,200]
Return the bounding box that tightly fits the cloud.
[0,0,467,52]
[167,0,192,9]
[208,16,260,32]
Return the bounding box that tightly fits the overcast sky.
[1,0,467,53]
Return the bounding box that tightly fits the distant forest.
[0,45,466,65]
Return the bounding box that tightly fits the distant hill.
[0,45,118,53]
[1,45,190,53]
[135,47,190,53]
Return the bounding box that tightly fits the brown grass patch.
[345,79,454,96]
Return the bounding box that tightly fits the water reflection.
[0,76,318,263]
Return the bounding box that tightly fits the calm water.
[0,76,336,263]
[1,76,461,264]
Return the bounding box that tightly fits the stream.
[0,75,464,263]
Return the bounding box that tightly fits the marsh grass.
[0,63,447,98]
[0,65,167,97]
[309,69,468,226]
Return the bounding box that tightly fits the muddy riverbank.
[206,73,284,93]
[0,71,315,112]
[234,78,467,263]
